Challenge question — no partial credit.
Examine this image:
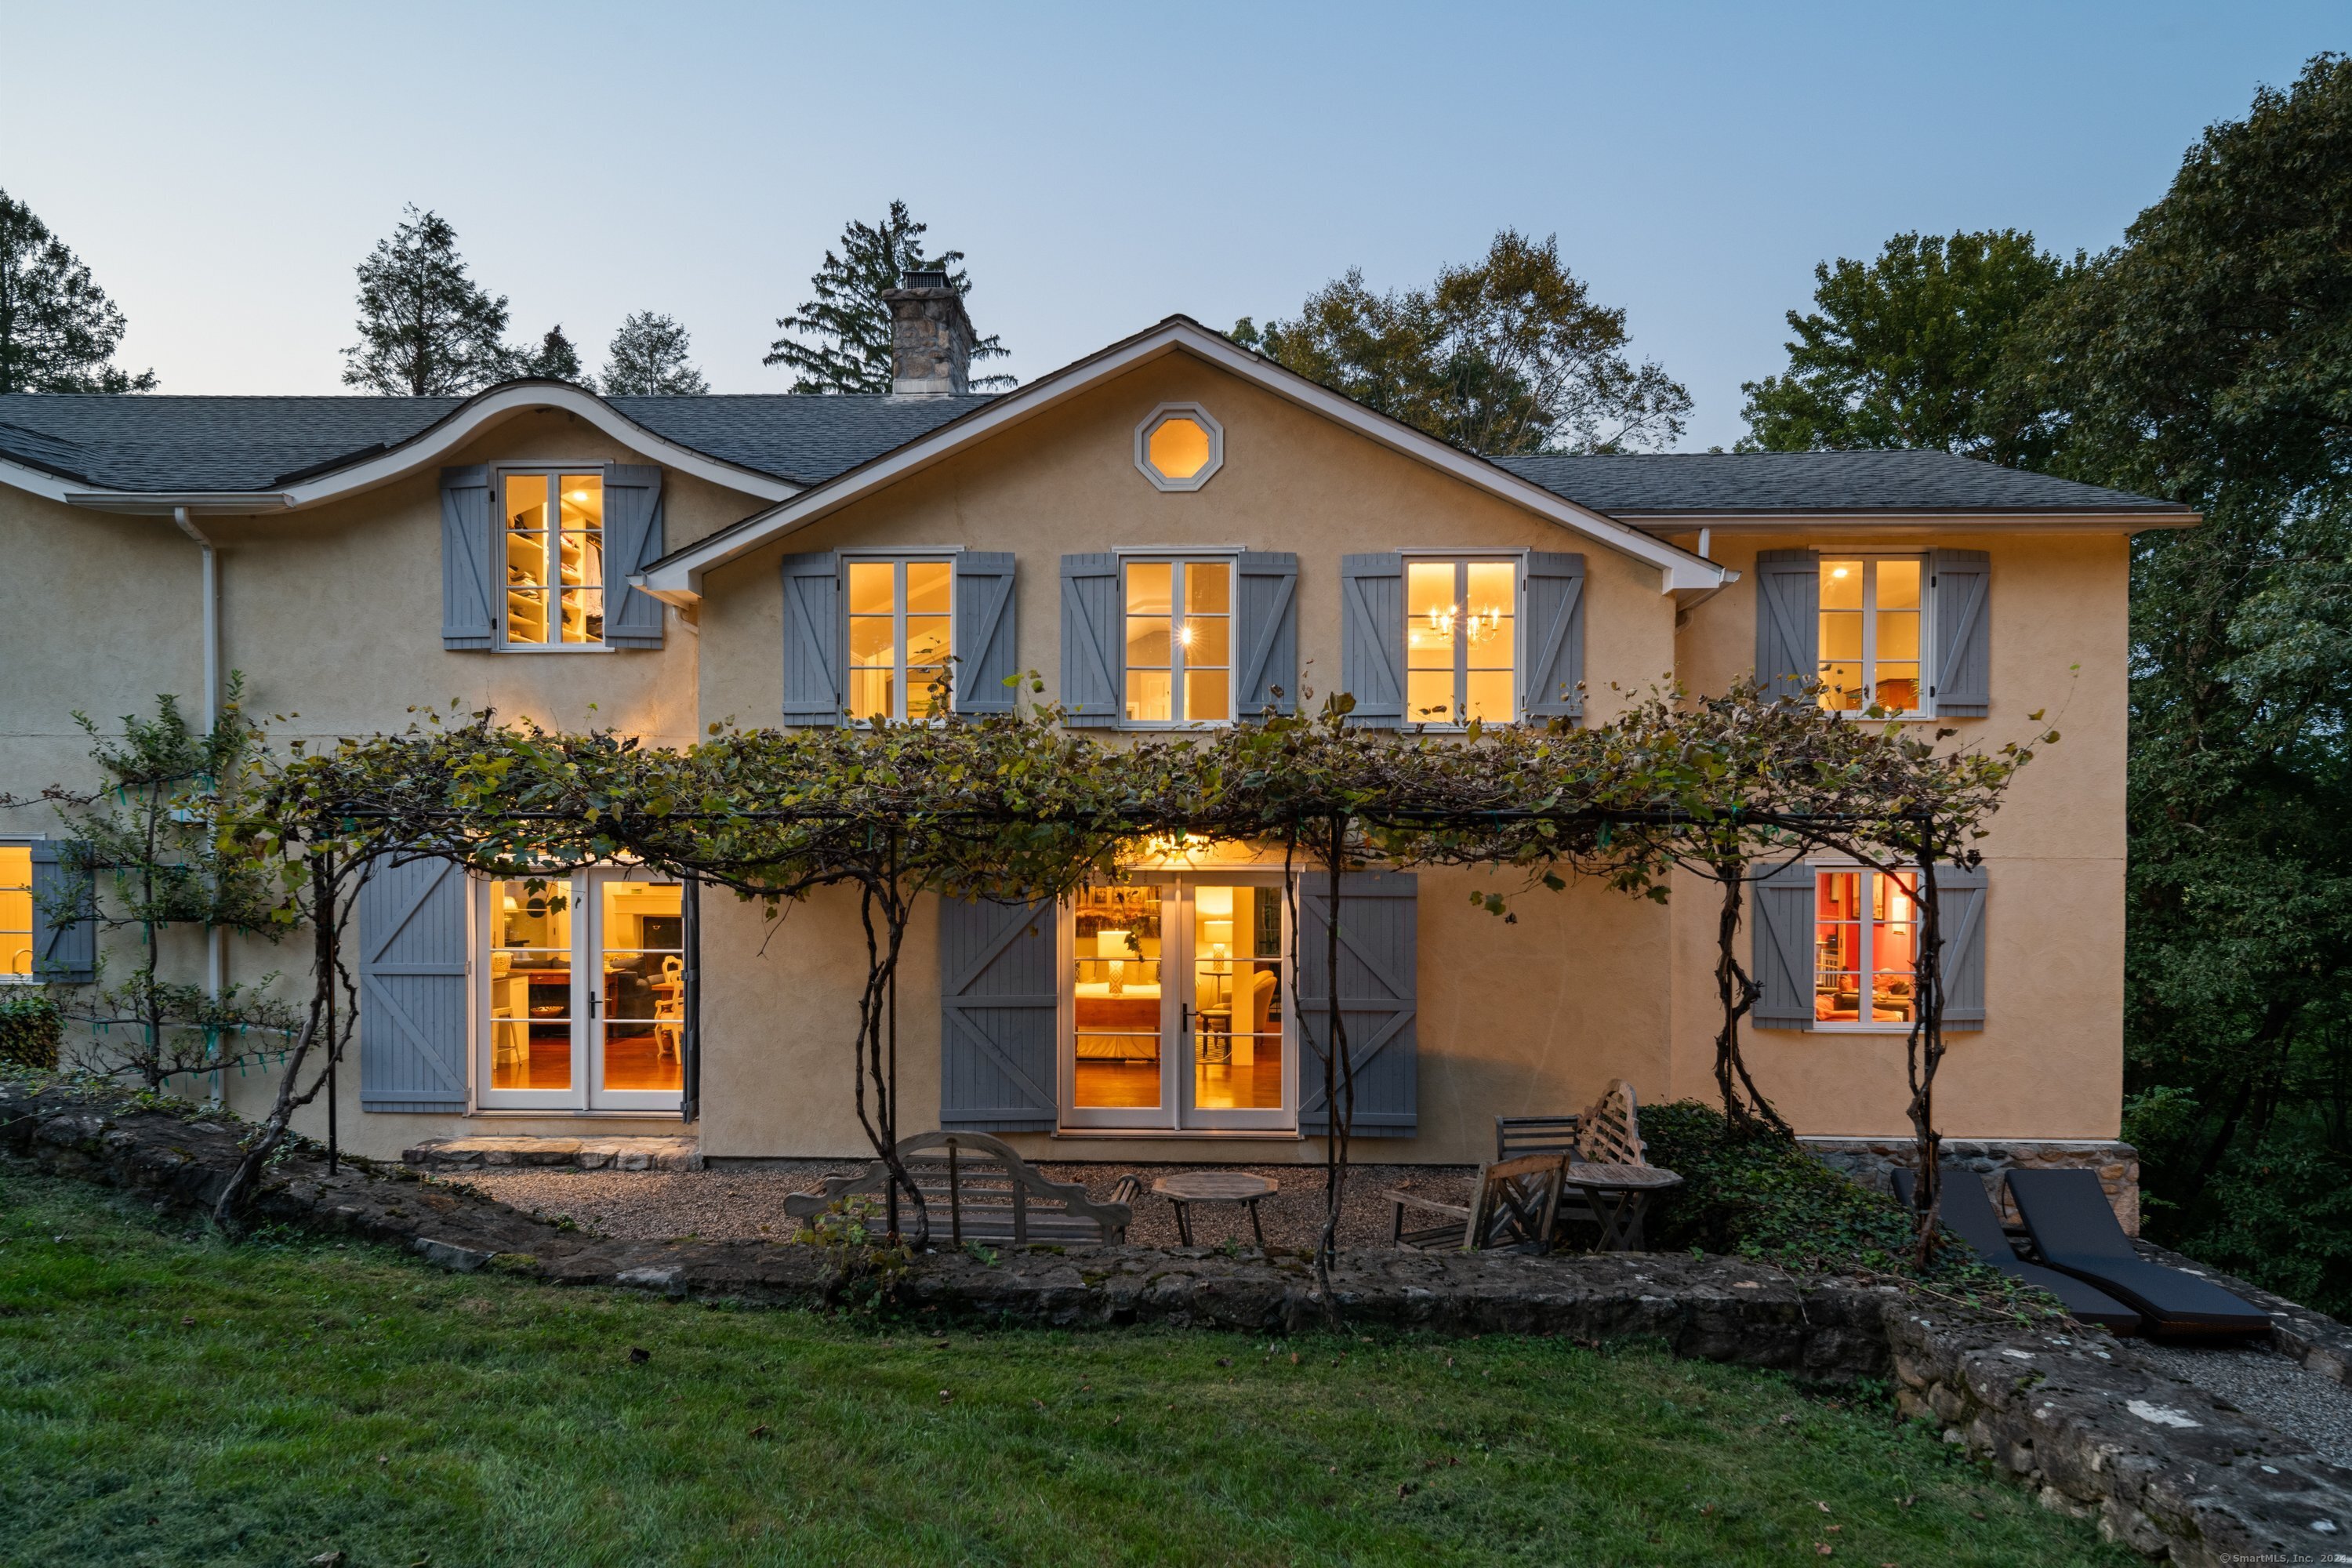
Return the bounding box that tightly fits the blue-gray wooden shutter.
[1298,871,1417,1138]
[358,856,470,1112]
[954,551,1019,715]
[779,551,842,725]
[938,895,1059,1131]
[1754,548,1819,702]
[1750,857,1817,1031]
[1930,549,1992,717]
[440,465,497,650]
[28,841,94,984]
[1936,862,1988,1033]
[1059,553,1122,728]
[1338,553,1404,728]
[1522,550,1587,720]
[601,463,666,648]
[1235,551,1299,718]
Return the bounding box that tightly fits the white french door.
[1060,875,1296,1132]
[478,869,685,1112]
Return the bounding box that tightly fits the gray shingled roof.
[1493,450,2187,515]
[0,388,2183,517]
[0,390,997,492]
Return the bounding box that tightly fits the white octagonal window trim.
[1134,402,1225,492]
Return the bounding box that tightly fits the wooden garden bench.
[1384,1153,1568,1254]
[782,1130,1138,1247]
[1555,1079,1682,1251]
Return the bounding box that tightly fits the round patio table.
[1563,1160,1684,1252]
[1152,1171,1277,1247]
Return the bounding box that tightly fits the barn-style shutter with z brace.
[358,857,470,1112]
[601,464,666,648]
[1234,552,1298,718]
[1298,871,1418,1137]
[953,552,1019,714]
[938,896,1060,1131]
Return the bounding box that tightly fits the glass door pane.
[595,878,684,1100]
[1071,884,1167,1116]
[489,879,573,1090]
[1188,884,1283,1112]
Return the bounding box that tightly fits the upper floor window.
[1125,558,1232,725]
[1,844,31,980]
[847,557,953,722]
[503,470,604,646]
[1134,404,1225,492]
[1819,556,1924,715]
[1406,557,1517,724]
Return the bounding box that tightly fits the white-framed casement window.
[501,469,605,648]
[479,869,685,1110]
[1811,864,1921,1029]
[1818,556,1928,716]
[846,557,954,723]
[1405,557,1518,725]
[0,843,32,980]
[1123,557,1234,726]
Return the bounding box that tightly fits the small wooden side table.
[1561,1161,1684,1252]
[1152,1171,1277,1247]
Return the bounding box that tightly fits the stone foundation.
[1806,1136,2140,1235]
[401,1135,700,1173]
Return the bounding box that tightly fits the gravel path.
[2129,1338,2352,1469]
[448,1160,1476,1252]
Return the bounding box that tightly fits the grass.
[0,1176,2137,1568]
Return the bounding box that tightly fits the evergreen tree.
[342,206,521,395]
[1738,230,2062,458]
[765,201,1011,394]
[522,324,586,384]
[1235,230,1690,454]
[602,310,709,395]
[0,187,157,394]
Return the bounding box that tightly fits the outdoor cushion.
[2005,1167,2271,1338]
[1893,1167,2140,1333]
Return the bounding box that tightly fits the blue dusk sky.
[4,2,2342,448]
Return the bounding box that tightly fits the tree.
[0,187,156,394]
[601,311,709,395]
[1232,230,1690,454]
[1994,54,2352,1306]
[342,206,520,396]
[764,201,1011,394]
[521,325,586,385]
[1738,230,2062,457]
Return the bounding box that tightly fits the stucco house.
[0,280,2194,1192]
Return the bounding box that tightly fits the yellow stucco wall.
[0,365,2141,1163]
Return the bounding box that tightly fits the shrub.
[1641,1099,2000,1289]
[0,991,62,1071]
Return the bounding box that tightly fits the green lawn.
[0,1176,2133,1568]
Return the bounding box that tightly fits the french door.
[1061,876,1295,1131]
[479,869,685,1112]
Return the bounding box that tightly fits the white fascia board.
[642,321,1729,601]
[24,383,798,518]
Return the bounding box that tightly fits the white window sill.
[468,1107,686,1120]
[496,644,620,655]
[1808,1025,1922,1036]
[1050,1127,1302,1140]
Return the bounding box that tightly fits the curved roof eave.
[28,382,799,516]
[639,318,1730,602]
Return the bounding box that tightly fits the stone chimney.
[880,270,975,396]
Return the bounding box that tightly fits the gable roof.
[641,317,1731,600]
[1494,450,2194,524]
[0,384,995,512]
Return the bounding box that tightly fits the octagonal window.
[1134,404,1224,492]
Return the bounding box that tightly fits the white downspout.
[172,507,225,1102]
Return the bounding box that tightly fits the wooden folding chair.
[1385,1153,1566,1253]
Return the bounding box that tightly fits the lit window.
[1134,404,1225,491]
[503,471,604,645]
[1,844,31,979]
[1819,557,1923,713]
[1813,868,1919,1027]
[485,870,684,1109]
[846,559,954,722]
[1124,559,1232,724]
[1405,558,1517,724]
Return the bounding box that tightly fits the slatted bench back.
[782,1130,1133,1245]
[1576,1079,1648,1167]
[1494,1114,1583,1162]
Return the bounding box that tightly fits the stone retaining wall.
[3,1075,2341,1566]
[1806,1136,2142,1234]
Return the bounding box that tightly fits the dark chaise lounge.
[2005,1167,2271,1339]
[1893,1167,2140,1334]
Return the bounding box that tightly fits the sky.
[5,2,2343,450]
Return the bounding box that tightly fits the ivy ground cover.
[0,1177,2134,1567]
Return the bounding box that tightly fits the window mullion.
[1454,560,1470,718]
[895,560,909,722]
[1171,561,1188,724]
